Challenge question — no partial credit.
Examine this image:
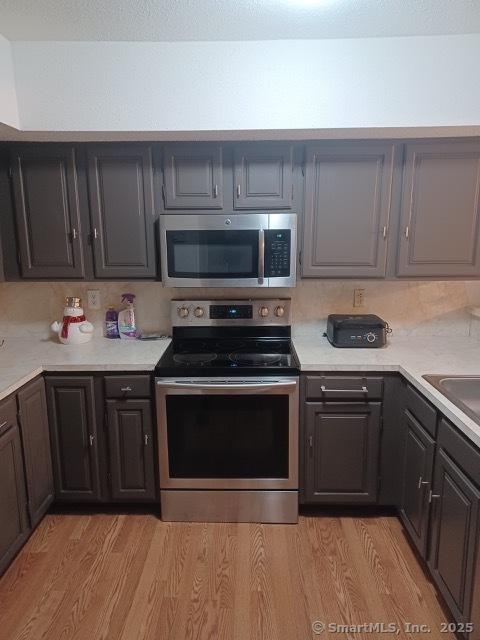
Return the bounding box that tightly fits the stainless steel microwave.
[160,213,297,288]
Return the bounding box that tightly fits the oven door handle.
[156,380,297,391]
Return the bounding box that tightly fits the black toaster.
[326,314,388,348]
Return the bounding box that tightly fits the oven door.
[156,377,299,490]
[160,213,267,287]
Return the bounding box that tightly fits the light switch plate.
[87,289,101,310]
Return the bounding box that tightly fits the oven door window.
[166,230,259,279]
[166,394,289,478]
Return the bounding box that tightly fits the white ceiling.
[0,0,480,41]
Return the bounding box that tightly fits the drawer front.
[104,376,152,399]
[438,417,480,486]
[0,395,17,436]
[305,375,383,400]
[405,384,437,437]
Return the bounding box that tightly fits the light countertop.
[293,332,480,448]
[1,333,480,449]
[0,336,171,400]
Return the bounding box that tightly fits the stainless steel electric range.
[155,299,299,523]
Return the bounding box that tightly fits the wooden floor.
[0,511,453,640]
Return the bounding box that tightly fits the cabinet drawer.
[0,395,17,436]
[405,384,437,437]
[104,376,151,398]
[305,375,383,400]
[438,417,480,486]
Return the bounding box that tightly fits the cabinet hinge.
[298,251,302,266]
[17,410,22,423]
[104,411,108,427]
[377,476,382,492]
[16,251,21,267]
[161,184,166,204]
[8,166,13,180]
[301,162,305,177]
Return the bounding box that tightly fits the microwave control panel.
[264,230,291,278]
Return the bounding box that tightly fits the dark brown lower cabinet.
[106,399,155,501]
[0,417,29,575]
[304,402,381,504]
[17,378,54,526]
[399,409,435,558]
[46,376,101,502]
[428,448,480,630]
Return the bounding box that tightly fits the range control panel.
[171,299,291,326]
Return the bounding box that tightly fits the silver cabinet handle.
[405,226,410,239]
[72,228,78,240]
[320,385,368,393]
[308,435,313,449]
[0,420,8,430]
[258,229,265,285]
[89,434,95,447]
[236,184,241,197]
[144,434,149,446]
[418,476,429,489]
[429,491,441,503]
[382,225,387,239]
[120,386,132,392]
[93,228,99,239]
[213,184,219,198]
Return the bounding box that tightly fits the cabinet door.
[303,144,394,278]
[163,144,223,209]
[399,410,435,559]
[304,402,381,504]
[106,399,155,501]
[87,146,157,278]
[233,144,293,209]
[46,377,101,502]
[428,449,480,626]
[397,141,480,277]
[17,378,54,527]
[0,422,29,576]
[11,146,85,278]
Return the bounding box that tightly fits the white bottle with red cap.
[51,297,94,345]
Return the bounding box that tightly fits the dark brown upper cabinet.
[17,378,54,528]
[304,401,381,504]
[163,144,223,209]
[399,409,435,559]
[397,141,480,277]
[46,376,101,502]
[10,146,85,279]
[233,144,293,210]
[87,146,157,278]
[106,399,156,502]
[302,143,394,278]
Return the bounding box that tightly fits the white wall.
[10,34,480,132]
[0,35,19,128]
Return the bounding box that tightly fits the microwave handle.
[258,229,265,285]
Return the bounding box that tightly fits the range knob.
[275,305,285,318]
[259,306,270,318]
[366,332,377,343]
[177,306,190,318]
[194,306,204,318]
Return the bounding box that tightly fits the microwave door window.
[167,230,259,279]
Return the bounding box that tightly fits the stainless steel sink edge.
[423,374,480,428]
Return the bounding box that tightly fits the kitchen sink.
[423,375,480,426]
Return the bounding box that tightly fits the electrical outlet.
[87,289,101,310]
[353,288,366,308]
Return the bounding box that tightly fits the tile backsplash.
[0,280,479,340]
